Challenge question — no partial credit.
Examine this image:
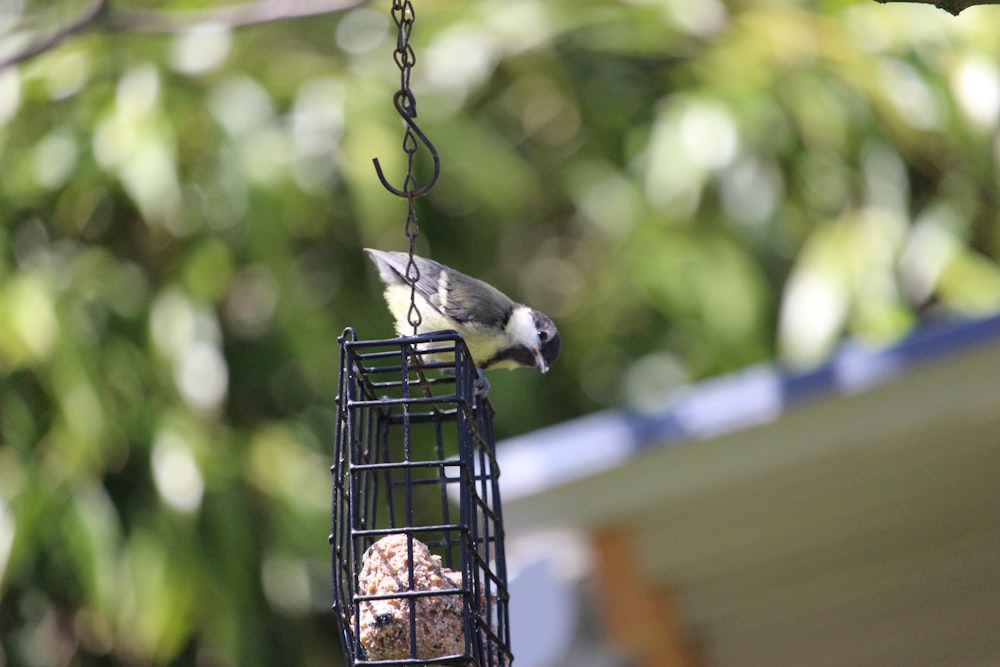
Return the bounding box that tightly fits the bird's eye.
[538,330,549,342]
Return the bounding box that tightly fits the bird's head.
[499,306,560,373]
[531,310,560,374]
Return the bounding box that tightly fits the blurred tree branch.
[0,0,371,70]
[2,0,993,73]
[0,0,109,70]
[104,0,372,32]
[874,0,998,14]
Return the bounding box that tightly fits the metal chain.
[373,0,443,336]
[395,0,422,335]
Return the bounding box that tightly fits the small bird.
[365,249,560,374]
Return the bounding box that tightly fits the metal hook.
[372,94,441,199]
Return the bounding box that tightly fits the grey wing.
[437,272,513,328]
[365,249,513,327]
[367,248,468,317]
[366,249,443,297]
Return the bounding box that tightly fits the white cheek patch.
[505,307,539,351]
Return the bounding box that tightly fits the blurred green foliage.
[2,0,1000,665]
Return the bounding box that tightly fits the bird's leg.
[436,365,489,398]
[474,367,491,399]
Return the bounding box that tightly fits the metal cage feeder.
[331,328,512,666]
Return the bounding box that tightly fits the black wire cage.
[331,328,513,666]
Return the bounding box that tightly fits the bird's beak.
[533,347,548,374]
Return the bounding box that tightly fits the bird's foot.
[438,365,489,398]
[474,368,491,399]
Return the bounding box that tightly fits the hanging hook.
[372,93,441,199]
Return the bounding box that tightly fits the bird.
[365,248,560,374]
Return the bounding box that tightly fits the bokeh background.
[2,0,1000,665]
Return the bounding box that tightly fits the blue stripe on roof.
[497,313,1000,498]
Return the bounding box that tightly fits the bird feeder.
[330,328,513,666]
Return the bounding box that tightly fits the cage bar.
[331,328,512,666]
